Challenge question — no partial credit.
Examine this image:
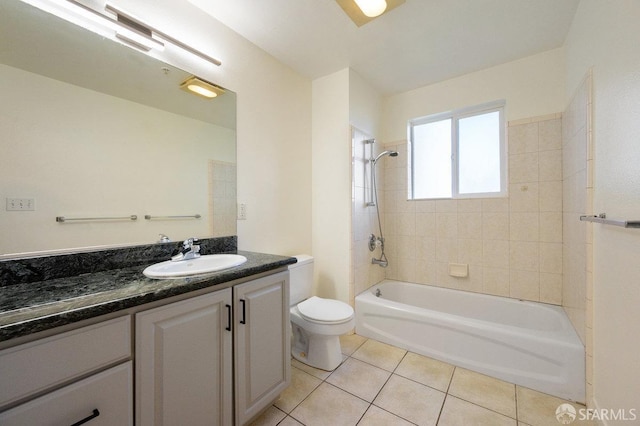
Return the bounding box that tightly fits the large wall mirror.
[0,0,237,257]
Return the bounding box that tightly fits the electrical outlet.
[6,198,35,211]
[237,203,247,220]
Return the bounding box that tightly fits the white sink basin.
[143,254,248,279]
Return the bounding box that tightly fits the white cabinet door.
[136,289,233,426]
[0,362,133,426]
[234,271,290,425]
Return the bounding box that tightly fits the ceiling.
[187,0,580,96]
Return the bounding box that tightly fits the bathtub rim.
[355,279,586,403]
[358,279,583,345]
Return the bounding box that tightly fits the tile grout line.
[514,384,519,423]
[349,338,451,426]
[434,365,457,425]
[446,367,520,422]
[281,338,370,426]
[279,364,323,425]
[354,349,422,425]
[342,343,388,425]
[342,337,420,426]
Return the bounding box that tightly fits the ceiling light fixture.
[335,0,404,27]
[354,0,387,17]
[180,76,225,99]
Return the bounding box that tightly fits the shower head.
[372,150,399,164]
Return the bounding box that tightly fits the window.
[408,101,506,199]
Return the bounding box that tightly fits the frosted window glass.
[413,119,451,199]
[458,111,501,194]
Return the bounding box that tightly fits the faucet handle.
[183,237,200,249]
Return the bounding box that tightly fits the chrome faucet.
[371,257,388,268]
[171,238,201,262]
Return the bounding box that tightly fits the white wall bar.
[579,213,640,228]
[56,215,138,223]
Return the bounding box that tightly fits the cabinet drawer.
[0,315,131,408]
[0,362,133,426]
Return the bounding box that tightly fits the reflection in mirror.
[0,0,237,257]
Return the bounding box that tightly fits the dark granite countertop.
[0,250,296,342]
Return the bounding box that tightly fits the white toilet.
[288,255,355,371]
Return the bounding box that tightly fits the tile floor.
[250,334,593,426]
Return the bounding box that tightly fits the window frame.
[408,100,507,200]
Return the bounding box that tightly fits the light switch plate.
[6,198,35,211]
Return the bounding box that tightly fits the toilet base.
[291,324,343,371]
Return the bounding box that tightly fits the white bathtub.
[355,280,585,403]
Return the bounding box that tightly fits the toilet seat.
[297,296,354,324]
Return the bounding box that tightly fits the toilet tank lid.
[289,254,313,268]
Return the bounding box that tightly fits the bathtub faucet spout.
[371,257,388,268]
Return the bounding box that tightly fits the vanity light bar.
[64,0,165,51]
[105,3,222,66]
[21,0,221,66]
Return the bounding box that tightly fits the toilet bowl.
[288,256,355,371]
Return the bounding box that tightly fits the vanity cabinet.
[136,288,234,426]
[0,316,133,425]
[136,270,290,426]
[234,272,290,425]
[0,363,133,426]
[0,269,290,426]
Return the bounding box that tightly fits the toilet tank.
[288,255,314,305]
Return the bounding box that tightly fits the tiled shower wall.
[381,114,564,304]
[562,71,592,400]
[350,129,386,306]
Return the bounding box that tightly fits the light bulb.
[354,0,387,17]
[187,84,217,98]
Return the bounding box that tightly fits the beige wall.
[564,0,640,417]
[382,48,565,142]
[311,69,351,302]
[349,69,382,138]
